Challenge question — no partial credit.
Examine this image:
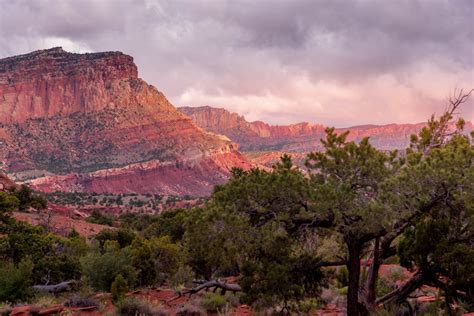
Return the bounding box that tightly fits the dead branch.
[183,279,242,296]
[167,279,242,303]
[376,271,425,306]
[424,88,473,153]
[32,280,77,293]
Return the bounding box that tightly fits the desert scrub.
[31,293,58,307]
[201,292,227,312]
[294,298,321,314]
[111,274,128,304]
[117,297,166,316]
[0,302,11,316]
[170,266,195,290]
[0,259,34,303]
[64,294,99,308]
[176,300,204,316]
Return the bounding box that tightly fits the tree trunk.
[364,238,380,309]
[347,241,362,316]
[376,271,425,306]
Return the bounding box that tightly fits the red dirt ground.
[13,210,109,237]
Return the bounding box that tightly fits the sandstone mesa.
[0,47,251,196]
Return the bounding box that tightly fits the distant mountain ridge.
[0,48,251,196]
[179,106,473,152]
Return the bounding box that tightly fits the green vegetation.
[86,209,115,226]
[81,241,136,291]
[10,185,47,211]
[0,94,472,315]
[44,191,204,214]
[201,292,226,312]
[0,259,34,302]
[117,297,165,316]
[111,274,128,304]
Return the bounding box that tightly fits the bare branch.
[167,279,242,303]
[33,280,78,293]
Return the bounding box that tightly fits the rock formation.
[0,172,17,191]
[179,106,473,152]
[179,106,327,151]
[0,48,251,196]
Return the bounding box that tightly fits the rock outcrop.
[0,47,140,123]
[179,106,327,151]
[179,106,473,152]
[0,172,17,191]
[0,48,251,196]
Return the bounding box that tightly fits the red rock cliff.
[0,48,251,196]
[179,106,473,152]
[0,47,143,123]
[179,106,326,151]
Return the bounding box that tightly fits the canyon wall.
[0,48,251,196]
[180,106,473,152]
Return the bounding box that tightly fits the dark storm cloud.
[0,0,472,126]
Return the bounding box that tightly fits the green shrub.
[176,301,204,316]
[388,266,405,282]
[0,302,12,316]
[372,303,416,316]
[11,185,47,211]
[376,277,397,297]
[64,294,99,308]
[111,274,128,304]
[383,255,399,264]
[0,259,33,303]
[94,228,136,250]
[338,286,348,296]
[117,297,166,316]
[295,298,320,313]
[31,293,58,308]
[335,266,349,287]
[170,266,195,289]
[33,253,82,285]
[0,191,19,221]
[86,210,115,226]
[223,292,240,307]
[201,292,226,312]
[81,242,136,291]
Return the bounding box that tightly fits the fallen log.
[167,279,242,303]
[32,281,76,293]
[183,280,242,295]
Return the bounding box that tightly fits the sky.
[0,0,472,127]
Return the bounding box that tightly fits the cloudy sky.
[0,0,472,127]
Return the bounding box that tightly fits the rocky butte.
[0,48,251,196]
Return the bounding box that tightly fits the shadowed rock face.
[0,172,17,191]
[0,48,251,196]
[180,106,473,152]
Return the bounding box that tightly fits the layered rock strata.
[0,48,251,196]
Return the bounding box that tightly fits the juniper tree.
[305,128,397,315]
[374,91,474,311]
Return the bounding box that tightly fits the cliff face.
[0,47,142,123]
[29,145,251,196]
[0,48,251,196]
[179,106,473,152]
[0,173,17,191]
[179,106,326,151]
[180,106,327,139]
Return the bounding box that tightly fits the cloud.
[0,0,472,126]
